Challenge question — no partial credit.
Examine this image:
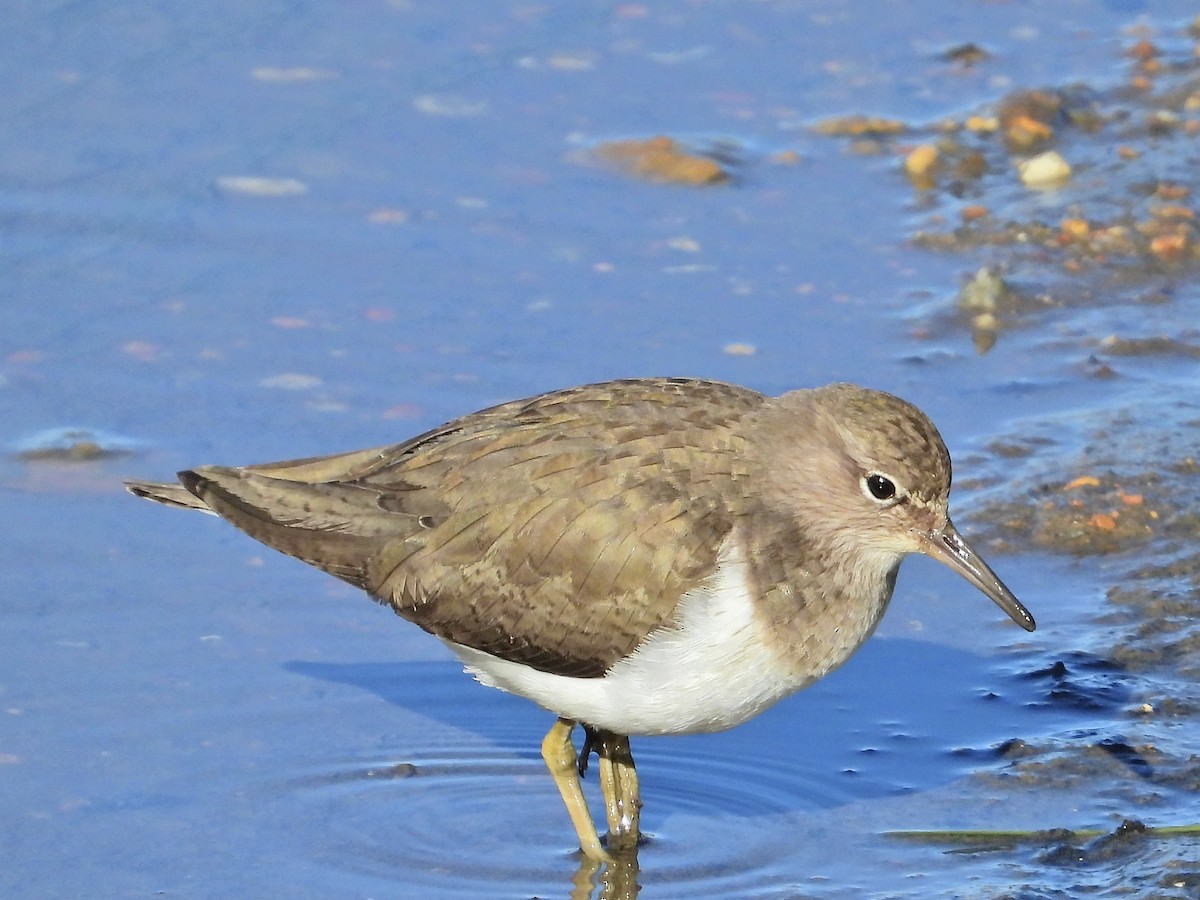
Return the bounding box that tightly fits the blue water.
[4,2,1200,897]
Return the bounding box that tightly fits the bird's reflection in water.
[570,850,640,900]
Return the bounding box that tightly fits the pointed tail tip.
[124,477,212,512]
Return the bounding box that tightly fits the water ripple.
[264,729,846,898]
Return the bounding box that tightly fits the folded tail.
[125,467,402,588]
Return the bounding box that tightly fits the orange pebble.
[1061,218,1090,238]
[1150,233,1189,262]
[1156,183,1190,200]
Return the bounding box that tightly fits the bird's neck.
[736,514,901,683]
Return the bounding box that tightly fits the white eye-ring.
[863,472,901,504]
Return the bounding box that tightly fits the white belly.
[448,539,811,736]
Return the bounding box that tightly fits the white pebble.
[1018,151,1071,188]
[216,176,308,197]
[723,342,757,356]
[259,373,322,390]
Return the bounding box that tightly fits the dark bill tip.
[921,520,1036,632]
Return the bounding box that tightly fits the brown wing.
[173,378,766,677]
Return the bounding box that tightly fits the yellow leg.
[541,718,609,861]
[596,732,641,855]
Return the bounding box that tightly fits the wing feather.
[152,378,767,677]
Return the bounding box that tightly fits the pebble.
[904,145,939,184]
[259,373,322,390]
[1018,151,1071,188]
[216,176,308,197]
[722,342,757,356]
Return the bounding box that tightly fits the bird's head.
[750,383,1035,632]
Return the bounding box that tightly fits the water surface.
[4,2,1200,897]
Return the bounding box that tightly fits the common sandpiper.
[126,377,1035,859]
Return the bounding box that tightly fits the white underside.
[449,538,812,736]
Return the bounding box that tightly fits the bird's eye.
[865,473,897,501]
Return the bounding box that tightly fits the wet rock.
[592,135,729,185]
[942,43,991,67]
[1099,335,1200,357]
[813,115,907,138]
[998,89,1063,151]
[1021,653,1132,713]
[1040,819,1149,867]
[1159,870,1200,892]
[904,144,939,189]
[13,428,137,462]
[972,455,1180,557]
[995,737,1039,760]
[821,20,1200,352]
[1126,39,1160,63]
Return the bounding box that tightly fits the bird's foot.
[596,731,641,856]
[541,719,643,861]
[541,718,609,861]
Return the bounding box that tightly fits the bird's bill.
[920,520,1036,632]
